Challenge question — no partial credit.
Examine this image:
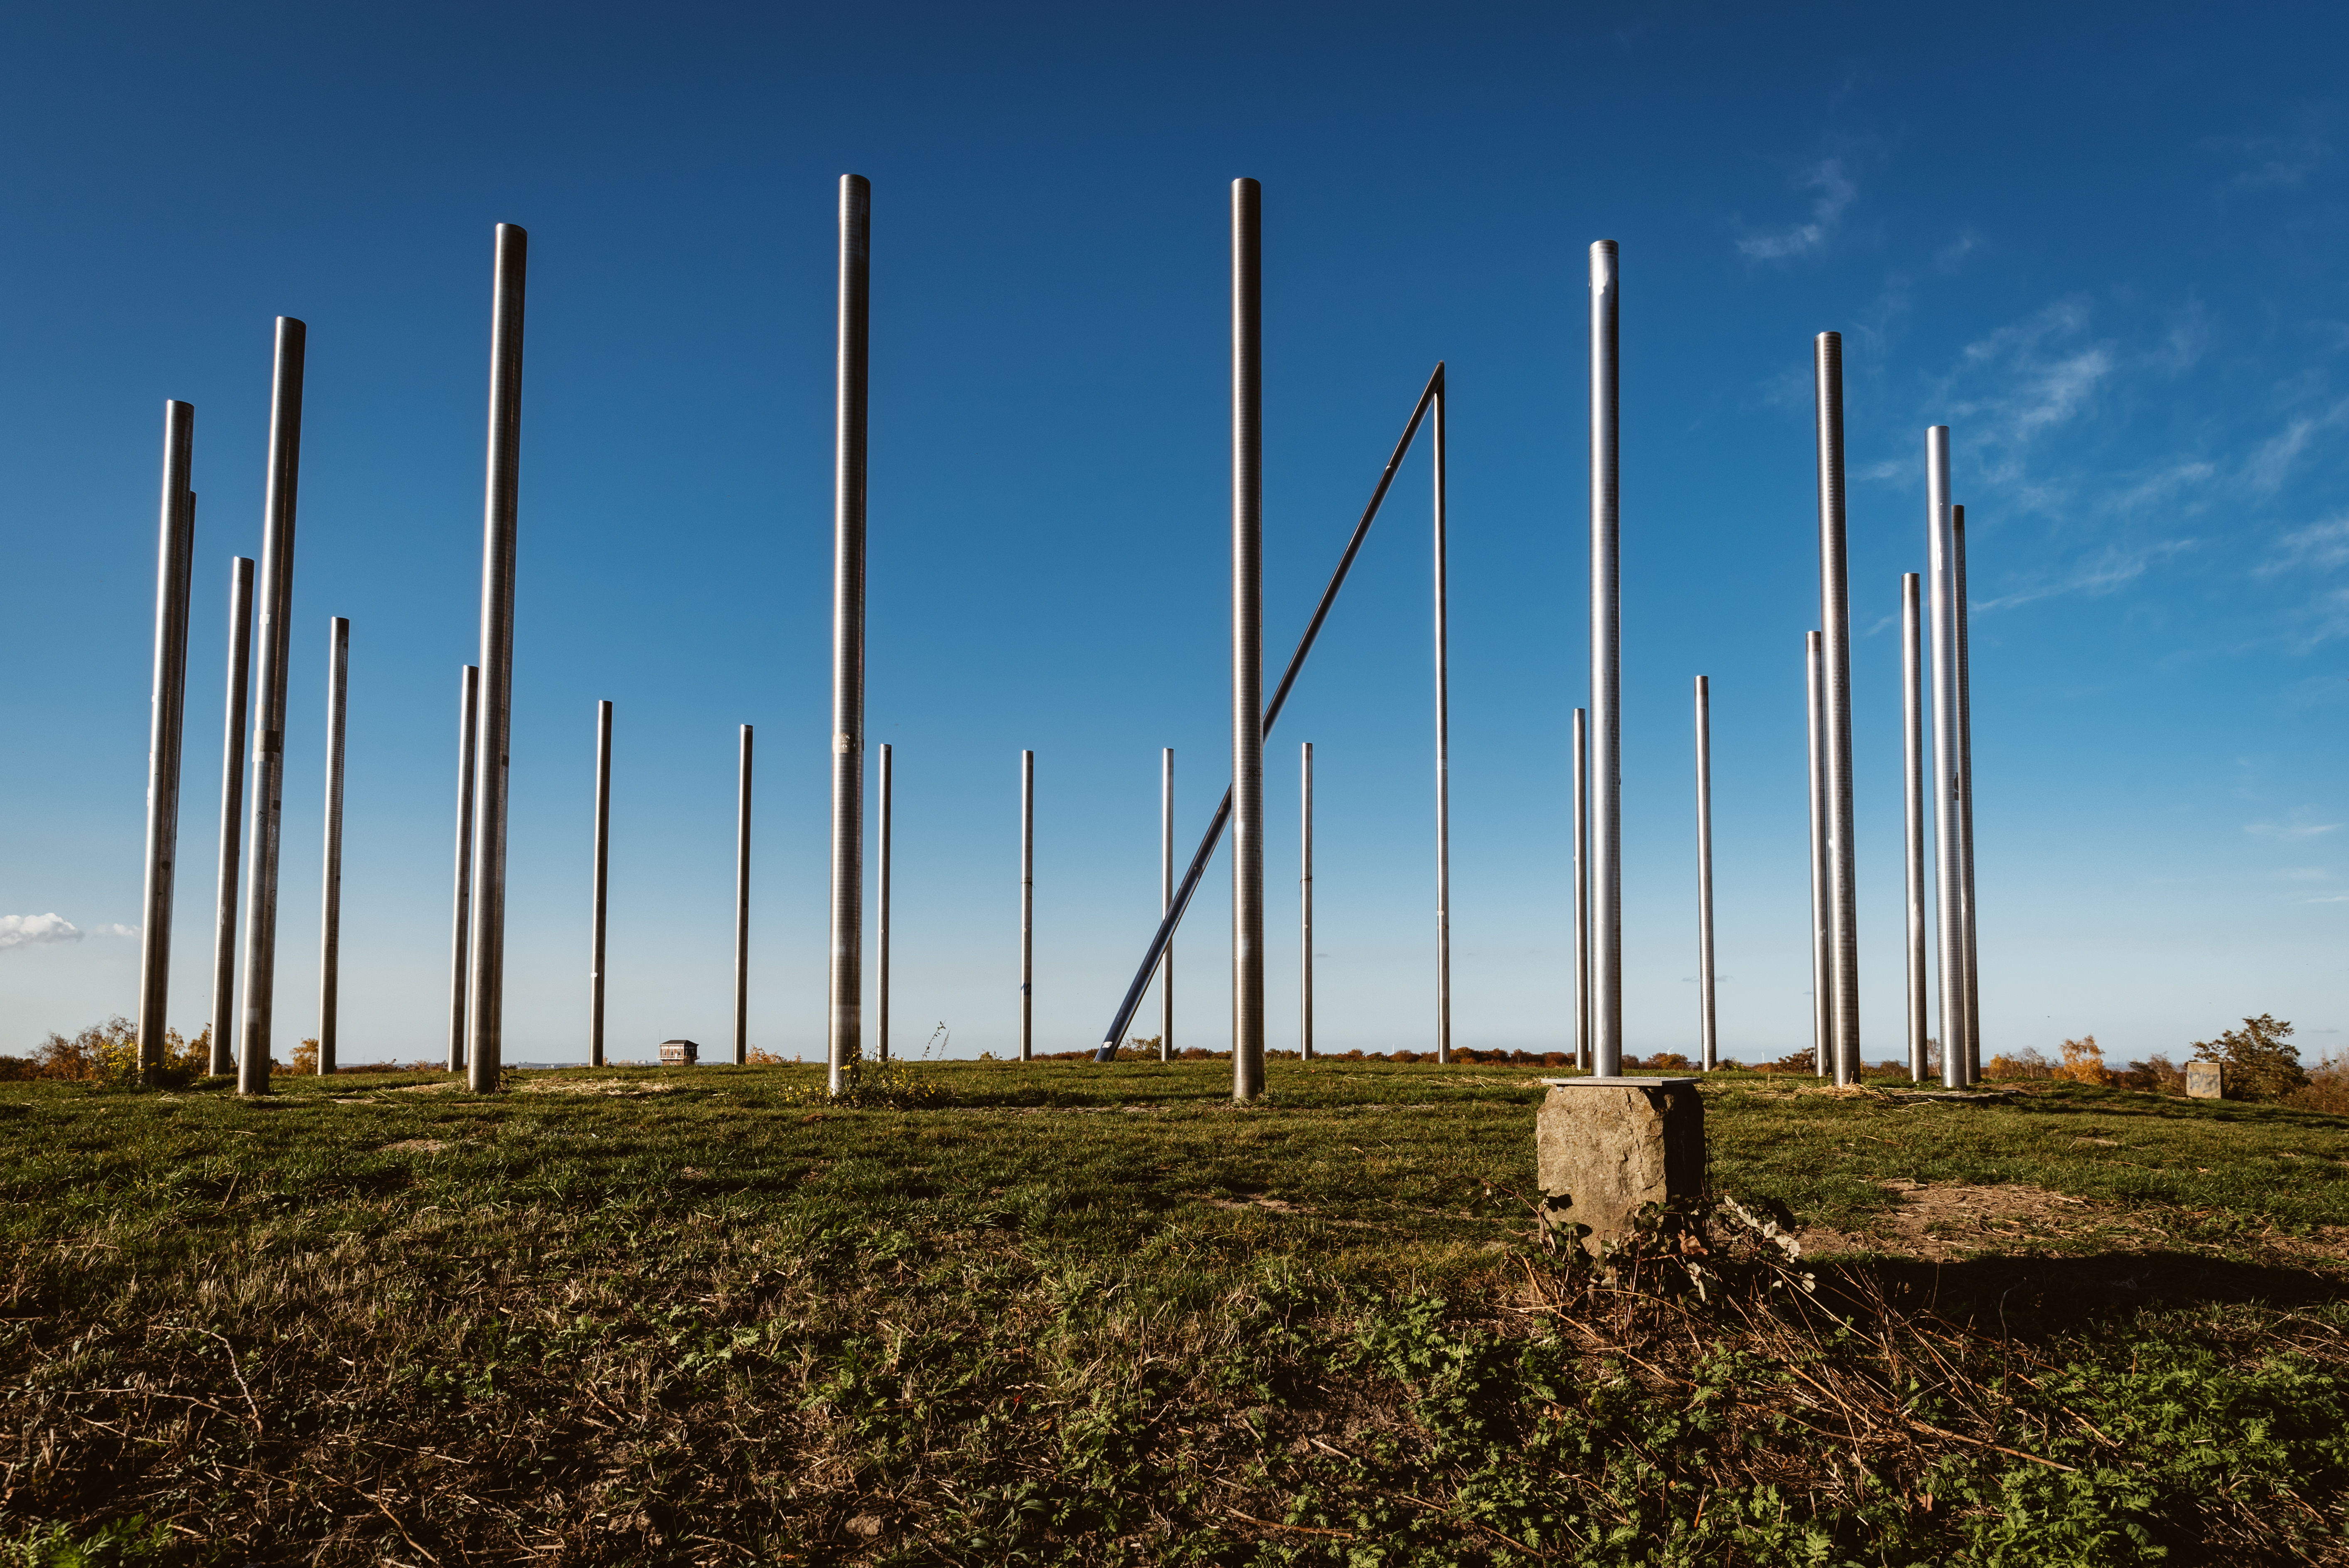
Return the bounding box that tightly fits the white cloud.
[1,913,81,951]
[1737,160,1856,261]
[0,914,137,953]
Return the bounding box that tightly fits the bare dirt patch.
[1796,1179,2143,1261]
[378,1138,450,1154]
[386,1080,462,1095]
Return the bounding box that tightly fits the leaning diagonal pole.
[316,617,349,1076]
[829,172,871,1094]
[238,319,307,1097]
[466,223,527,1094]
[138,401,196,1086]
[1589,240,1623,1078]
[1091,361,1444,1062]
[207,556,254,1077]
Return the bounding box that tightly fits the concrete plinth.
[1535,1077,1704,1256]
[2185,1062,2224,1099]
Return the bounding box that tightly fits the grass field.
[5,1057,2349,1565]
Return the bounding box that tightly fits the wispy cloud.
[0,913,136,952]
[2248,401,2349,493]
[1973,538,2196,612]
[2246,820,2342,842]
[1737,160,1856,261]
[2206,114,2333,195]
[2300,895,2349,904]
[2256,514,2349,577]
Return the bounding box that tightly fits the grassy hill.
[4,1058,2348,1564]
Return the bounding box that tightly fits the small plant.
[773,1045,949,1110]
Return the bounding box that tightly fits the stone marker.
[2185,1061,2224,1099]
[1536,1076,1704,1257]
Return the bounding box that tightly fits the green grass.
[3,1059,2347,1564]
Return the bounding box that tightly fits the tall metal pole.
[465,223,528,1094]
[1231,177,1267,1102]
[1432,374,1451,1065]
[316,617,349,1076]
[1588,240,1623,1079]
[829,172,871,1094]
[1806,632,1829,1079]
[1694,676,1717,1071]
[138,402,196,1086]
[446,666,478,1073]
[1159,747,1173,1061]
[1814,334,1860,1085]
[877,742,892,1063]
[237,318,307,1097]
[1020,749,1035,1062]
[207,556,254,1077]
[1954,505,1982,1084]
[1926,428,1967,1086]
[589,700,611,1068]
[1573,707,1589,1070]
[733,723,753,1066]
[1300,740,1314,1061]
[1902,574,1928,1081]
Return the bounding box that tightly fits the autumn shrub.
[2193,1013,2308,1102]
[0,1017,211,1087]
[2054,1034,2110,1085]
[1985,1046,2053,1080]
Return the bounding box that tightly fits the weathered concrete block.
[1535,1077,1705,1256]
[2185,1061,2224,1099]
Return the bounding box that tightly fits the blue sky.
[2,2,2344,1066]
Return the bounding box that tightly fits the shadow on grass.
[1823,1247,2349,1335]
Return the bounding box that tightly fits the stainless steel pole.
[1814,334,1860,1086]
[1588,240,1623,1078]
[590,700,611,1068]
[734,723,752,1066]
[1926,428,1966,1086]
[1232,177,1266,1102]
[447,666,478,1072]
[1432,376,1451,1066]
[238,318,307,1097]
[138,402,196,1086]
[877,742,892,1063]
[466,224,527,1094]
[1806,632,1829,1079]
[1954,504,1982,1083]
[1300,740,1313,1061]
[1694,676,1717,1071]
[1902,573,1928,1081]
[829,172,871,1094]
[1159,747,1173,1061]
[1020,748,1035,1062]
[207,556,254,1077]
[1573,706,1589,1070]
[316,616,349,1076]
